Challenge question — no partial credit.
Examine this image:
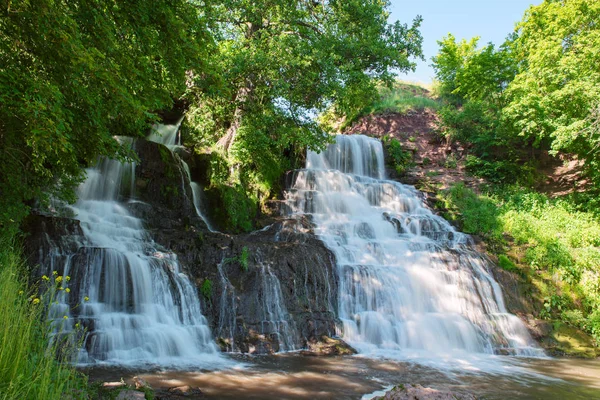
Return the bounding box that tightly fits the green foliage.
[440,183,502,243]
[443,154,457,169]
[218,184,257,233]
[464,155,537,185]
[183,1,423,222]
[383,136,413,175]
[239,246,250,272]
[201,279,213,300]
[0,234,87,399]
[433,0,600,189]
[437,99,532,185]
[440,183,600,341]
[432,34,516,104]
[498,254,517,273]
[0,0,210,231]
[205,152,258,232]
[341,82,440,129]
[223,246,251,272]
[504,0,600,164]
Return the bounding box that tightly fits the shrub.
[201,279,213,300]
[239,246,250,272]
[498,254,517,272]
[441,183,501,242]
[383,137,412,175]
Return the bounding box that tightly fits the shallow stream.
[87,354,600,399]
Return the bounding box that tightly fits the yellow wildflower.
[52,271,58,275]
[18,290,24,295]
[65,276,71,282]
[58,287,64,291]
[75,323,80,328]
[84,296,90,302]
[65,288,71,293]
[42,275,49,281]
[63,316,68,320]
[32,298,40,305]
[55,276,63,283]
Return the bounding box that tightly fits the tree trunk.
[216,78,254,153]
[217,21,260,153]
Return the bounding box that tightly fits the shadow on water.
[85,354,600,400]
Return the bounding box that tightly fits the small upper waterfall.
[42,152,224,367]
[285,134,542,359]
[148,120,215,231]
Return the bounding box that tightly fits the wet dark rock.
[184,219,340,354]
[131,138,206,231]
[155,385,204,399]
[22,214,84,278]
[156,98,188,124]
[115,390,146,400]
[526,318,554,341]
[374,384,477,400]
[24,137,345,355]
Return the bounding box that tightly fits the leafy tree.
[432,34,516,105]
[183,0,423,230]
[432,34,530,183]
[432,1,600,186]
[504,0,600,182]
[0,0,210,231]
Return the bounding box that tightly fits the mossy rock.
[302,336,357,356]
[541,322,599,358]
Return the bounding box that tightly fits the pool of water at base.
[84,354,600,399]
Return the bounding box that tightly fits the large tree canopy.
[0,0,210,230]
[185,0,423,185]
[0,0,423,231]
[432,0,600,186]
[504,0,600,159]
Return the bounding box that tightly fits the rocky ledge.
[24,138,346,355]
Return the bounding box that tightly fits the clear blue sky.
[388,0,541,83]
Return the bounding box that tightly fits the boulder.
[374,384,477,400]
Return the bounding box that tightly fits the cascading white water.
[255,254,297,352]
[45,154,225,367]
[285,134,543,361]
[148,121,215,231]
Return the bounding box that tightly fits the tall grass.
[334,81,441,131]
[0,234,87,400]
[370,83,440,115]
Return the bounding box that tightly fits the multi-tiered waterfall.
[42,152,223,367]
[285,134,542,359]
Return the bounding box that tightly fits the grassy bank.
[322,81,441,132]
[0,234,88,400]
[439,183,600,351]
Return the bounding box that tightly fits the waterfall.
[256,253,297,352]
[148,120,215,231]
[42,154,225,368]
[285,134,543,360]
[216,258,238,352]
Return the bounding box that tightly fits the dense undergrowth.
[440,183,600,344]
[0,233,88,399]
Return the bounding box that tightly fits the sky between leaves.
[388,0,541,84]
